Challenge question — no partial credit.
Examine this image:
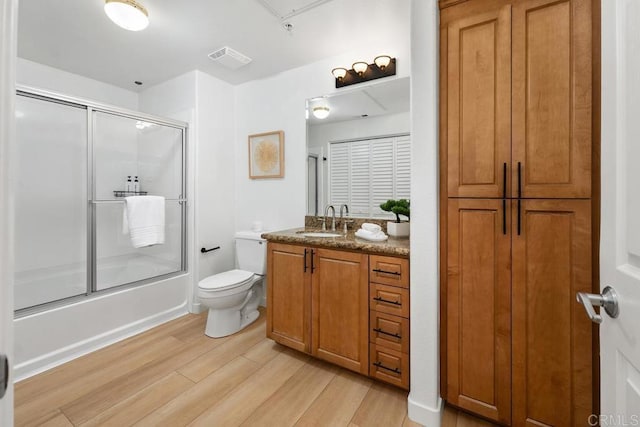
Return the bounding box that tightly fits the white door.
[0,0,16,424]
[593,0,640,424]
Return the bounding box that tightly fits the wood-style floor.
[15,309,496,427]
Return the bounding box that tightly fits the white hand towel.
[355,228,388,242]
[122,196,165,248]
[361,223,382,233]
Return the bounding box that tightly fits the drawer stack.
[368,255,410,390]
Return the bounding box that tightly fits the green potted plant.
[380,199,410,237]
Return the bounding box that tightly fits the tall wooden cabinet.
[440,0,598,425]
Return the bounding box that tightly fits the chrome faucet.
[324,205,336,231]
[339,204,351,233]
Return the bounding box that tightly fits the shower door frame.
[15,86,189,317]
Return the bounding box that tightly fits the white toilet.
[198,231,266,338]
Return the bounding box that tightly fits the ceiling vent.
[207,47,252,70]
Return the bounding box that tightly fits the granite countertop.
[260,227,410,258]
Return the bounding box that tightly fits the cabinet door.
[512,0,592,198]
[445,4,511,198]
[445,199,511,424]
[512,199,592,426]
[266,242,310,353]
[311,248,369,375]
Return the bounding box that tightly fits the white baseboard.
[13,303,188,381]
[407,394,443,427]
[190,302,204,314]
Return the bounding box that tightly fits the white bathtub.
[13,259,189,380]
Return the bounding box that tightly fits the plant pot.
[387,221,410,238]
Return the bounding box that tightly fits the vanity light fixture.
[312,106,330,120]
[352,62,369,76]
[332,56,397,88]
[104,0,149,32]
[374,55,392,70]
[331,67,348,81]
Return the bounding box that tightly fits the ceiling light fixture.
[104,0,149,32]
[332,56,397,88]
[312,106,330,120]
[352,62,369,77]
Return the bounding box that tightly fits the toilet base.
[204,287,261,338]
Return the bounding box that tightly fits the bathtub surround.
[13,65,191,381]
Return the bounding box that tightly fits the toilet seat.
[198,269,254,292]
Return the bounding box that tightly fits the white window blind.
[329,135,411,218]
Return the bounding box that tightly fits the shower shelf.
[113,190,148,197]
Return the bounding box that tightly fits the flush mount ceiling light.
[332,56,397,88]
[331,67,348,81]
[104,0,149,31]
[312,106,330,119]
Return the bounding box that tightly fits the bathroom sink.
[299,232,342,238]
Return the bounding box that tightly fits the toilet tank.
[235,231,267,274]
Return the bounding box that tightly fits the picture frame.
[248,130,284,179]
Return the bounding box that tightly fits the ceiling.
[307,77,410,125]
[17,0,410,91]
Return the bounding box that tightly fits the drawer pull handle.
[373,328,401,339]
[373,296,401,306]
[374,361,401,374]
[372,269,401,276]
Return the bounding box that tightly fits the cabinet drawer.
[369,310,409,354]
[369,343,409,390]
[369,255,409,288]
[370,283,409,318]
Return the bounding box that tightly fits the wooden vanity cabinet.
[266,242,369,374]
[311,248,369,375]
[368,254,410,390]
[267,242,411,388]
[266,242,311,353]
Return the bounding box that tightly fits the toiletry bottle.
[133,176,140,192]
[125,176,132,192]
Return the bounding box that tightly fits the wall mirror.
[306,76,410,218]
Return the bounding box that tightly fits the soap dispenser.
[125,176,132,192]
[133,176,140,192]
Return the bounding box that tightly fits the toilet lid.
[198,269,254,291]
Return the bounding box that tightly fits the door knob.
[576,286,619,324]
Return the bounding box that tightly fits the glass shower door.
[14,95,88,310]
[92,112,185,291]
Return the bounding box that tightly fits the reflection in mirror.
[306,77,410,218]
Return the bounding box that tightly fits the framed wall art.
[248,130,284,179]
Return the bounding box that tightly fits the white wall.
[409,0,442,425]
[139,70,237,312]
[234,42,411,232]
[17,58,138,109]
[0,0,17,422]
[193,71,236,282]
